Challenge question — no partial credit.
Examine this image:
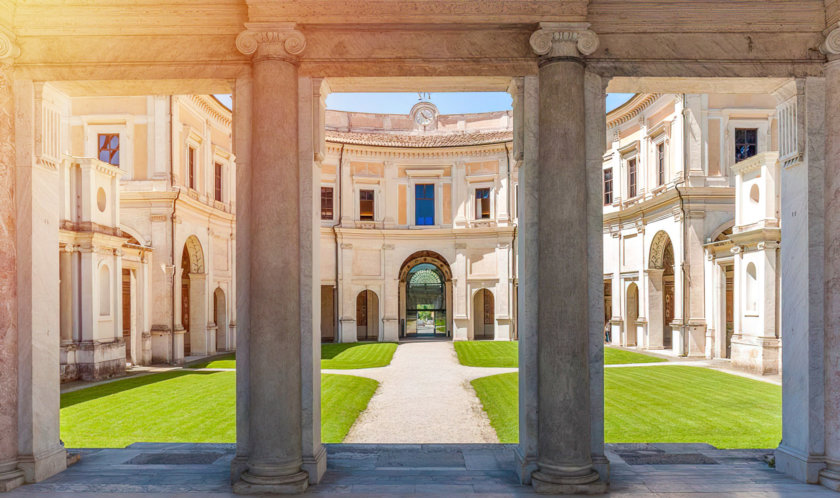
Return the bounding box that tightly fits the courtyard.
[60,342,780,450]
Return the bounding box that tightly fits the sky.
[213,92,634,114]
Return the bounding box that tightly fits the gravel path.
[334,341,516,444]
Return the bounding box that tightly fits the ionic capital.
[0,28,20,62]
[236,23,306,61]
[821,22,840,56]
[529,22,599,59]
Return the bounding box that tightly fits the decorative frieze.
[529,22,599,59]
[236,22,306,61]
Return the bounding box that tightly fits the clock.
[415,108,434,126]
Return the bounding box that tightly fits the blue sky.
[213,92,634,114]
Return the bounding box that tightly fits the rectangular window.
[359,189,374,221]
[735,128,758,162]
[657,143,665,186]
[214,162,223,202]
[603,168,613,205]
[627,158,637,199]
[415,184,435,225]
[475,188,491,219]
[98,134,120,166]
[321,187,334,220]
[188,147,196,190]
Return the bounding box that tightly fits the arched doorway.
[181,235,206,357]
[356,290,379,341]
[399,251,453,339]
[473,289,495,340]
[214,288,227,351]
[626,283,639,346]
[648,230,675,349]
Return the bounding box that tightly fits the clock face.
[415,108,434,126]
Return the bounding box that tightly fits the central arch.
[647,230,675,350]
[399,251,452,339]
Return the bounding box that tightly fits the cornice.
[603,186,735,226]
[529,22,598,58]
[607,94,662,129]
[731,151,779,175]
[236,22,306,61]
[188,95,232,129]
[328,225,516,240]
[324,140,511,160]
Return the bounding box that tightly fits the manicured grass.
[454,341,518,367]
[188,353,236,369]
[186,343,398,371]
[453,342,665,368]
[471,366,781,448]
[60,371,377,447]
[604,347,667,365]
[321,342,397,369]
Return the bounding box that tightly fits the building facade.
[319,102,518,343]
[49,86,236,381]
[602,92,782,374]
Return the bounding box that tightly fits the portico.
[1,1,840,495]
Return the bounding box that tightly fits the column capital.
[821,22,840,56]
[236,22,306,61]
[0,28,20,62]
[529,22,598,59]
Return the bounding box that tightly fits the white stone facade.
[602,92,782,373]
[318,105,517,343]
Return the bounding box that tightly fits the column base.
[820,467,840,491]
[514,446,538,484]
[531,469,607,495]
[302,445,327,484]
[775,444,825,483]
[0,466,25,492]
[17,445,67,483]
[232,470,309,495]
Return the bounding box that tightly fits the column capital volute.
[529,22,599,59]
[820,22,840,57]
[0,28,21,62]
[236,22,306,61]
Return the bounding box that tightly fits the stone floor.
[6,443,837,496]
[332,341,516,443]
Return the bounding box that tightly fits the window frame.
[603,167,613,205]
[414,183,436,226]
[97,133,121,166]
[214,162,223,202]
[656,142,666,186]
[627,157,637,199]
[475,187,491,220]
[321,186,335,221]
[188,146,197,190]
[359,189,375,221]
[83,119,134,179]
[734,127,759,163]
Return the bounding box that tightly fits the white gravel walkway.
[330,341,516,444]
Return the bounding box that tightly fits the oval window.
[97,187,107,212]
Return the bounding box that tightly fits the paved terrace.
[6,443,835,497]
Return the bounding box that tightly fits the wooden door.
[182,279,191,355]
[664,280,674,348]
[122,269,131,360]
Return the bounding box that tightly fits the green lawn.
[471,366,781,448]
[321,342,397,369]
[60,371,377,447]
[454,341,518,367]
[605,347,667,365]
[187,343,398,370]
[454,341,664,368]
[188,353,236,369]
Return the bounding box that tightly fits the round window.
[97,187,107,212]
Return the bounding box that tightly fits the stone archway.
[214,287,227,351]
[181,235,208,357]
[355,290,379,341]
[399,251,452,339]
[647,231,675,350]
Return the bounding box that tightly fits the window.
[745,262,758,312]
[735,128,758,162]
[603,168,613,205]
[415,184,435,225]
[321,187,334,220]
[359,189,374,220]
[98,134,120,166]
[214,162,223,202]
[627,158,637,199]
[188,147,196,190]
[475,188,491,219]
[657,143,665,186]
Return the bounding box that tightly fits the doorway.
[181,246,191,356]
[356,290,379,341]
[122,269,131,362]
[473,289,495,340]
[404,263,447,338]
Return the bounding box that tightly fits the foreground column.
[820,31,840,491]
[233,24,309,494]
[526,22,606,494]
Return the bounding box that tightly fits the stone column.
[233,23,309,494]
[526,23,606,494]
[772,77,826,483]
[0,46,26,493]
[820,30,840,491]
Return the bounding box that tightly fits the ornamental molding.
[821,22,840,55]
[0,28,20,61]
[236,22,306,60]
[325,141,509,160]
[606,94,662,129]
[529,22,599,59]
